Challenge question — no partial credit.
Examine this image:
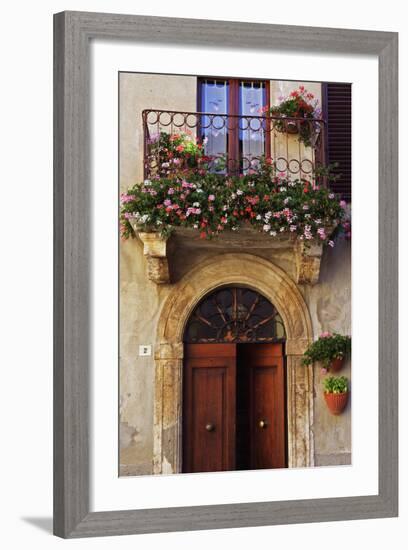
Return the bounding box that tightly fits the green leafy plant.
[120,159,347,243]
[323,376,349,394]
[266,86,322,147]
[302,332,351,369]
[147,131,210,177]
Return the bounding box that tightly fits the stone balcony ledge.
[132,223,333,286]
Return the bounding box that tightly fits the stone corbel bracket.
[138,232,170,284]
[294,240,324,285]
[136,229,326,285]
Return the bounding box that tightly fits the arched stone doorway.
[154,253,314,474]
[183,286,287,473]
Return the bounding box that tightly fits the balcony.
[124,110,338,286]
[142,108,327,182]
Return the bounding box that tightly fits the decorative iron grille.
[184,287,286,343]
[143,109,326,181]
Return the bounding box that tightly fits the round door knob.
[259,419,268,429]
[205,423,215,432]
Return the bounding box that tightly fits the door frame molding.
[154,253,314,474]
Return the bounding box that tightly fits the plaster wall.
[269,80,322,178]
[119,73,197,474]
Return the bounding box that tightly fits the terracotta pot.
[329,357,345,372]
[324,391,349,415]
[285,121,299,134]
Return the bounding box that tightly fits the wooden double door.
[183,343,286,473]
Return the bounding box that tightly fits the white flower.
[290,225,297,232]
[140,214,150,223]
[315,218,322,224]
[156,220,162,225]
[256,214,262,220]
[263,224,271,232]
[143,179,151,186]
[193,202,200,207]
[328,240,335,247]
[279,187,287,192]
[265,211,272,219]
[283,197,290,205]
[231,193,236,199]
[280,227,285,232]
[223,205,228,211]
[329,193,335,199]
[232,226,238,231]
[270,231,277,237]
[193,223,198,229]
[305,213,311,219]
[196,188,204,194]
[236,189,243,196]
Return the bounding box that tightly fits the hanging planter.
[267,85,322,147]
[285,120,299,134]
[302,332,351,373]
[329,357,345,373]
[323,376,349,415]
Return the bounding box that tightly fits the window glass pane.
[239,81,266,171]
[184,286,286,343]
[200,79,228,170]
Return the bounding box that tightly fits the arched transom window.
[184,286,286,343]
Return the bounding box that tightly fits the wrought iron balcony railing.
[143,109,327,181]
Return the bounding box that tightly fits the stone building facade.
[119,72,351,476]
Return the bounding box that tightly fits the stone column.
[153,343,183,474]
[286,355,315,467]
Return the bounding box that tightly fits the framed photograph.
[53,11,398,538]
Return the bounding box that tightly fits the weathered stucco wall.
[119,73,351,476]
[302,238,352,465]
[269,81,322,177]
[119,73,197,475]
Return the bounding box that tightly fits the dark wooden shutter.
[324,83,352,202]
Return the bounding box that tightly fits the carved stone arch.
[153,253,314,474]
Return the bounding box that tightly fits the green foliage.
[323,376,349,394]
[148,131,207,176]
[120,159,347,243]
[268,86,322,147]
[302,333,351,368]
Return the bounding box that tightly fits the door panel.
[183,344,236,473]
[240,343,286,469]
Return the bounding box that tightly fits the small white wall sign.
[139,344,152,357]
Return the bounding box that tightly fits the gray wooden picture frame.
[53,11,398,538]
